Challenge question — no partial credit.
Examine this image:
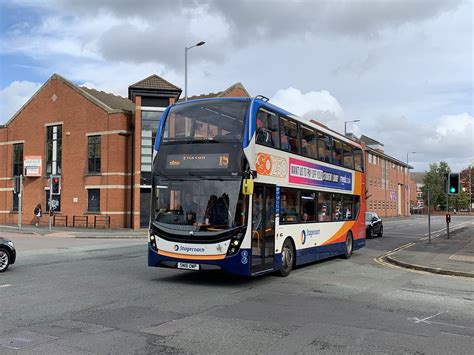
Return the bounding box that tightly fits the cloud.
[3,0,461,69]
[270,87,346,128]
[369,112,474,172]
[0,81,42,123]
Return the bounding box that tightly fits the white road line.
[0,284,12,288]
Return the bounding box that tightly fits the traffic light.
[448,173,460,195]
[51,175,61,195]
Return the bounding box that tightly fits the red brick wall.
[0,76,132,228]
[364,150,416,217]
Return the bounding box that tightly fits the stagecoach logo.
[173,244,206,253]
[301,230,307,245]
[301,229,321,245]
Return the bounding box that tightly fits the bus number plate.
[177,262,199,271]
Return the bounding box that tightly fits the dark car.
[365,212,383,238]
[0,237,16,272]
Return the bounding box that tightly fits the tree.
[459,166,473,208]
[421,161,450,210]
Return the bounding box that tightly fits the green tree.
[450,190,470,210]
[421,161,450,209]
[460,166,473,207]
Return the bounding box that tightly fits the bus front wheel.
[342,232,353,259]
[280,238,294,277]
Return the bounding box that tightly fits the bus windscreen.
[162,100,248,143]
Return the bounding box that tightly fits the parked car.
[0,237,16,272]
[365,212,383,238]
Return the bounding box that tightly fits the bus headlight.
[227,228,245,256]
[149,234,157,250]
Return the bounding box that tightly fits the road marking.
[409,312,474,330]
[0,284,12,288]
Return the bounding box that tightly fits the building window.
[88,189,100,212]
[141,110,163,174]
[46,125,62,176]
[12,192,19,212]
[88,135,101,174]
[13,143,23,176]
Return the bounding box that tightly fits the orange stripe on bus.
[354,172,362,195]
[157,250,226,260]
[321,221,354,245]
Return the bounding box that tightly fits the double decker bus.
[148,97,365,276]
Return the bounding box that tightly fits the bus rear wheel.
[342,232,353,259]
[280,238,294,277]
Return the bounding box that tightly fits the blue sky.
[0,0,472,172]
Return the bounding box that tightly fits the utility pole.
[445,174,450,239]
[428,189,431,244]
[18,175,23,230]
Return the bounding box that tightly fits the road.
[1,216,473,354]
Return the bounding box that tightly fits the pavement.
[0,223,147,239]
[381,224,474,278]
[1,220,473,278]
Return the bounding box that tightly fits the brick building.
[360,135,417,217]
[0,74,250,229]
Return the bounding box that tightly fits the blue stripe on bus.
[242,99,297,149]
[148,244,252,276]
[154,106,172,153]
[275,239,366,270]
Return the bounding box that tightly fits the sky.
[0,0,472,172]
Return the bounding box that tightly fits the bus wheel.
[280,238,294,277]
[342,232,353,259]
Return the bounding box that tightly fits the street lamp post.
[185,41,205,101]
[406,151,416,216]
[344,119,360,136]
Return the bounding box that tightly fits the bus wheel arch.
[342,231,353,259]
[279,237,296,277]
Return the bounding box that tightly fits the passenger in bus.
[301,138,308,155]
[318,148,331,162]
[280,134,290,151]
[205,195,218,218]
[256,118,272,145]
[302,212,309,222]
[344,207,352,220]
[210,195,229,226]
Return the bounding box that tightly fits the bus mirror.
[242,179,254,195]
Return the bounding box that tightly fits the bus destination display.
[166,153,230,169]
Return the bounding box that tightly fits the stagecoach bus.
[148,96,366,276]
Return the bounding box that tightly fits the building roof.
[360,135,384,147]
[129,74,181,91]
[81,87,135,112]
[179,82,251,102]
[2,73,134,127]
[365,145,411,168]
[411,172,426,184]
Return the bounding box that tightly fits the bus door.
[251,184,276,273]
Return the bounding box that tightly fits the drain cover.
[0,331,58,350]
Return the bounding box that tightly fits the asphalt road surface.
[1,216,473,354]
